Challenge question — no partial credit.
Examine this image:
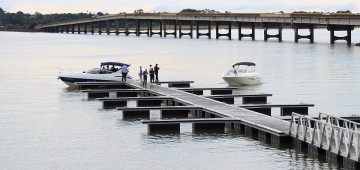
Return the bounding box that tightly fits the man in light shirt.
[122,65,128,81]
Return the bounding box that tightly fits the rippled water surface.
[0,30,360,169]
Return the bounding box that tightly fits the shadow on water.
[61,86,81,92]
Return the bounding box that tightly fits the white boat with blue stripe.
[58,62,131,87]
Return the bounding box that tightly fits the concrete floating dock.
[75,81,134,90]
[239,104,315,116]
[177,87,238,95]
[117,106,203,119]
[204,94,272,104]
[72,79,359,168]
[98,96,174,108]
[82,89,162,98]
[142,118,238,133]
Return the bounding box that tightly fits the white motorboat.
[222,62,262,86]
[58,62,131,87]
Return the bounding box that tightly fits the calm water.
[1,29,360,169]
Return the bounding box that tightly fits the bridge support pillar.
[150,20,163,37]
[125,20,129,36]
[66,26,69,33]
[115,20,119,35]
[164,20,177,37]
[98,21,102,35]
[263,23,282,42]
[77,24,80,34]
[136,20,150,37]
[60,27,64,33]
[106,21,110,35]
[91,22,94,34]
[179,21,193,38]
[293,24,314,43]
[196,21,211,39]
[216,21,231,40]
[238,22,255,40]
[84,24,87,34]
[71,25,75,34]
[327,25,354,44]
[126,20,138,36]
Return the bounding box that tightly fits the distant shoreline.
[0,29,38,32]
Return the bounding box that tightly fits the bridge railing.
[290,112,360,162]
[39,13,360,28]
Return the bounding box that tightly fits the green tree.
[180,8,199,13]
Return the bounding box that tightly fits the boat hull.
[58,72,129,87]
[222,73,262,86]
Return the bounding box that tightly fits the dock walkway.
[124,79,290,136]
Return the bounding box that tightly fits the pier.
[38,13,360,44]
[75,79,359,169]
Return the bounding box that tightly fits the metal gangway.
[290,112,360,162]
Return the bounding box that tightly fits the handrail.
[290,112,360,162]
[319,112,360,131]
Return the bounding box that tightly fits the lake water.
[1,29,360,169]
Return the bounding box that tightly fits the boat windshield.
[86,68,114,74]
[234,65,255,73]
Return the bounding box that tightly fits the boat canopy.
[101,62,131,67]
[233,62,256,67]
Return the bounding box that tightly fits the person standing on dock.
[121,64,128,81]
[154,64,160,81]
[149,65,154,83]
[142,69,148,87]
[139,66,143,82]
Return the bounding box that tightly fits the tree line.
[0,7,100,30]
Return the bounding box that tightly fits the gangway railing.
[290,112,360,162]
[319,112,360,131]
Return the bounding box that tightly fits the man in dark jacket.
[154,64,160,81]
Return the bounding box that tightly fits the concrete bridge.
[38,13,360,44]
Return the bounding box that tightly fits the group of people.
[139,64,160,87]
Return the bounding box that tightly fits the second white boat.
[222,62,262,86]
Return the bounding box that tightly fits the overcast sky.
[1,0,360,14]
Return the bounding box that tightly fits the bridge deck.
[124,80,290,136]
